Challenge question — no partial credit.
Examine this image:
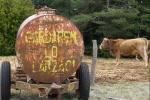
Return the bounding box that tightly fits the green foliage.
[0,0,35,55]
[70,0,150,57]
[71,14,93,26]
[98,49,111,58]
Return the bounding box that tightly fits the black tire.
[0,61,11,100]
[76,62,90,100]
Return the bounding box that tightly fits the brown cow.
[99,38,148,67]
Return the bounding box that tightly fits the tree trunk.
[106,0,110,7]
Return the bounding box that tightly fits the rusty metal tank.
[15,6,84,83]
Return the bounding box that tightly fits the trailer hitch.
[38,83,63,98]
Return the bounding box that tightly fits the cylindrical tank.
[15,6,84,83]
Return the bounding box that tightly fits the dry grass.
[0,56,149,100]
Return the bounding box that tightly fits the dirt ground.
[0,56,149,83]
[83,56,149,83]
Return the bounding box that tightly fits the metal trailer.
[0,6,90,100]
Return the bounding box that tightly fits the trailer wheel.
[76,62,90,100]
[0,61,11,100]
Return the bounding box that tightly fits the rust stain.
[15,9,84,83]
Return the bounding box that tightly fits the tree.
[0,0,35,55]
[32,0,53,9]
[32,0,73,18]
[71,0,150,56]
[1,0,150,57]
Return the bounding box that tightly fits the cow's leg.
[144,46,148,67]
[115,52,120,66]
[135,55,138,61]
[139,52,148,67]
[135,55,140,61]
[144,55,148,67]
[143,55,148,67]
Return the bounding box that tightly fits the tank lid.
[36,6,56,15]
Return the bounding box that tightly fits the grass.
[90,82,150,100]
[11,82,149,100]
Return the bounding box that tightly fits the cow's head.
[99,38,110,50]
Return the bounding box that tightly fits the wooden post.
[90,40,98,84]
